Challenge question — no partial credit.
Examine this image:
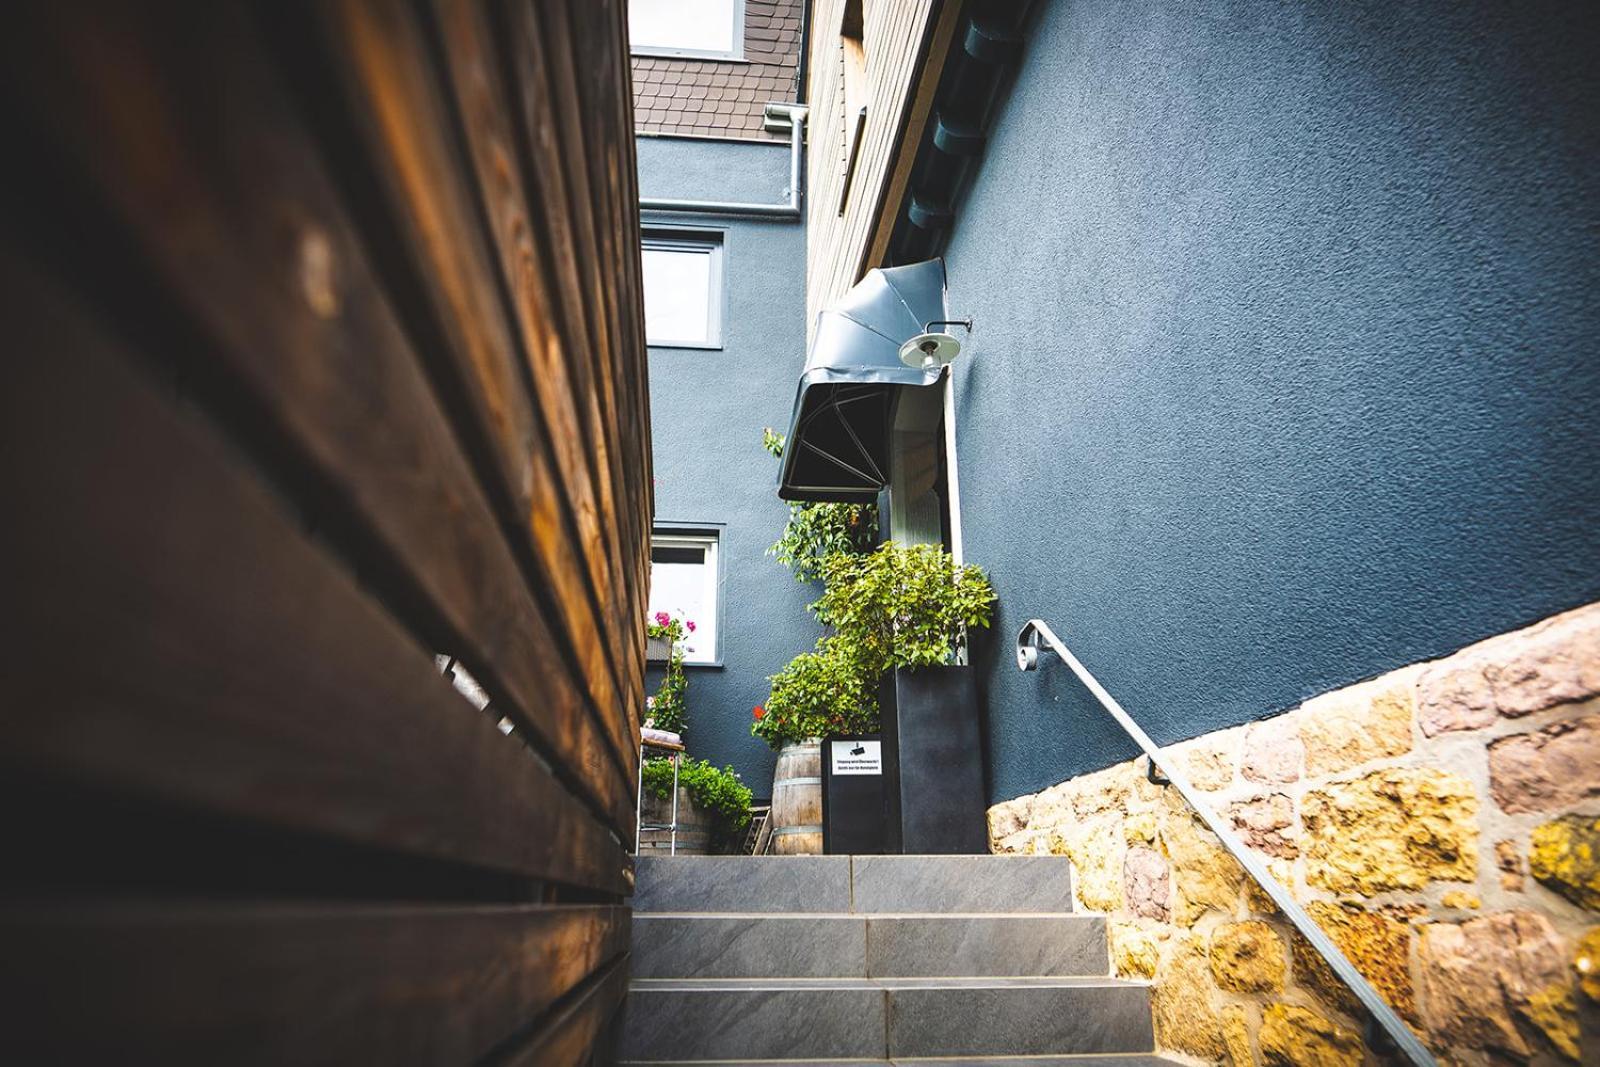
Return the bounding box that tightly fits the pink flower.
[654,611,670,627]
[685,620,697,633]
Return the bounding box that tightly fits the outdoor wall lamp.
[897,318,972,372]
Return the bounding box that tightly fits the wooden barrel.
[768,739,823,854]
[637,787,713,855]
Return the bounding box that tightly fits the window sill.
[632,49,748,64]
[648,339,724,351]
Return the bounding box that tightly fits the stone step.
[619,1059,1185,1067]
[618,977,1153,1062]
[631,912,1108,979]
[632,854,1073,914]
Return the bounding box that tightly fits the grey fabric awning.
[777,259,949,502]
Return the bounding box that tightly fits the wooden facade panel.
[502,957,631,1067]
[805,0,942,334]
[429,0,644,730]
[0,256,628,896]
[313,0,642,772]
[0,0,647,1057]
[0,903,628,1065]
[0,0,636,835]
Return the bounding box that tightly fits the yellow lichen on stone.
[1069,764,1132,820]
[1301,767,1477,896]
[1110,920,1163,979]
[1162,806,1247,925]
[1529,814,1600,912]
[1244,861,1293,915]
[1577,927,1600,1002]
[1221,1003,1253,1067]
[1177,733,1238,791]
[1258,1003,1363,1067]
[1064,818,1125,912]
[1291,901,1415,1022]
[1210,920,1286,992]
[1123,811,1158,847]
[1440,890,1481,910]
[1516,982,1580,1062]
[1299,682,1414,778]
[1152,936,1226,1060]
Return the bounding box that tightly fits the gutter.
[884,2,1034,264]
[639,103,807,220]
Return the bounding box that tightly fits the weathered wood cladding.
[804,0,947,337]
[0,1,649,1062]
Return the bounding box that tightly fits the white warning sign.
[830,739,883,776]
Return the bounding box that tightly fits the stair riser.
[890,985,1155,1057]
[631,914,1108,979]
[619,984,1152,1061]
[867,916,1107,978]
[633,855,1074,914]
[633,857,851,913]
[632,915,867,978]
[851,856,1073,914]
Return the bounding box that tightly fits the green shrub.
[641,756,753,845]
[813,542,996,671]
[752,636,878,749]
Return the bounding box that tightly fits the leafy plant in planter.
[762,428,878,583]
[751,636,878,749]
[813,542,997,671]
[641,756,753,849]
[645,611,694,735]
[751,544,996,751]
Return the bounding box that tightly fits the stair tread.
[619,1057,1185,1066]
[630,976,1141,991]
[634,911,1089,919]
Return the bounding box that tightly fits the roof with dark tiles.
[632,0,802,141]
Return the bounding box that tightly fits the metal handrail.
[1015,618,1434,1067]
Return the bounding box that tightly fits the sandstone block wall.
[988,604,1600,1065]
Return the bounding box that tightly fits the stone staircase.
[618,855,1178,1065]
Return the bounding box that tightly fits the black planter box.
[820,734,887,855]
[879,665,987,854]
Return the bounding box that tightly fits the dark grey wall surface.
[639,135,815,796]
[945,0,1600,802]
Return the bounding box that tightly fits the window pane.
[630,0,737,55]
[642,245,713,344]
[648,535,718,664]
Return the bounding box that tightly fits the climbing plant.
[763,428,878,583]
[645,611,693,735]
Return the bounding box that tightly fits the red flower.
[654,611,670,627]
[685,620,697,633]
[752,705,765,721]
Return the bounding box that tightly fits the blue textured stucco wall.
[944,0,1600,802]
[638,135,814,796]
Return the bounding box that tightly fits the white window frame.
[629,0,746,61]
[642,231,725,349]
[648,528,723,666]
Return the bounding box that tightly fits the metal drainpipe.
[639,104,807,220]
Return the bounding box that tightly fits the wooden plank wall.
[804,0,941,340]
[0,2,650,1063]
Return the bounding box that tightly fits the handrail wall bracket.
[1013,618,1436,1067]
